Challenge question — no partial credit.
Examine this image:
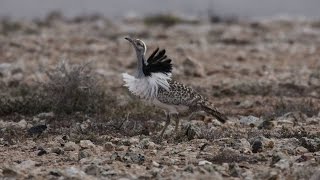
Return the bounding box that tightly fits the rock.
[310,170,320,180]
[80,140,95,149]
[139,138,151,149]
[63,167,91,179]
[64,142,79,151]
[104,142,115,152]
[198,160,212,166]
[128,137,139,145]
[49,170,62,177]
[16,160,37,170]
[295,146,309,154]
[115,145,126,151]
[2,167,18,178]
[78,149,93,160]
[273,159,291,170]
[27,125,47,135]
[271,152,289,165]
[249,136,274,153]
[51,147,64,155]
[296,153,313,162]
[233,138,251,153]
[152,161,160,167]
[251,139,263,153]
[37,112,55,118]
[123,152,145,165]
[84,164,102,176]
[110,152,122,161]
[300,137,320,152]
[229,163,241,177]
[184,164,195,173]
[37,148,47,156]
[16,119,27,129]
[240,116,263,127]
[182,57,205,77]
[258,119,276,130]
[186,124,201,140]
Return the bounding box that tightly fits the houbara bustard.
[122,37,227,139]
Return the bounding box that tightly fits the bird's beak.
[125,37,135,45]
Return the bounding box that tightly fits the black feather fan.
[142,48,172,76]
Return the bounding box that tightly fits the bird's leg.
[174,114,180,133]
[159,113,171,139]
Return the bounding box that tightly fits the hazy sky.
[0,0,320,19]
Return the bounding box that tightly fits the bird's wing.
[143,48,172,76]
[156,80,207,107]
[157,80,228,123]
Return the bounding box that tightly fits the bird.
[122,37,227,139]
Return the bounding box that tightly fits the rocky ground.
[0,14,320,179]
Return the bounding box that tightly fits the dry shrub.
[272,98,319,118]
[0,60,109,116]
[45,60,107,114]
[0,85,51,115]
[144,14,198,27]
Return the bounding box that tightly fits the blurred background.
[1,0,320,19]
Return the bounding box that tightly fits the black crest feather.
[143,48,172,76]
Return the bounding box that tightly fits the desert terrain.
[0,14,320,179]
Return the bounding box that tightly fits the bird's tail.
[201,102,227,123]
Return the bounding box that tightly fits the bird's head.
[125,37,147,55]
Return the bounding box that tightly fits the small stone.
[80,140,95,149]
[63,167,89,179]
[104,142,115,152]
[252,140,263,153]
[16,160,37,170]
[296,153,313,162]
[295,146,309,154]
[37,148,47,156]
[115,145,126,151]
[186,124,201,140]
[28,125,47,135]
[148,142,156,150]
[198,160,212,166]
[37,112,55,118]
[273,159,291,170]
[310,170,320,180]
[240,116,262,127]
[64,142,79,151]
[271,152,288,165]
[110,152,122,161]
[300,137,320,152]
[152,161,160,167]
[139,138,151,149]
[84,164,101,176]
[51,147,64,155]
[184,164,194,173]
[124,152,145,164]
[229,163,241,177]
[78,149,93,160]
[2,167,18,178]
[17,119,27,129]
[128,137,139,145]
